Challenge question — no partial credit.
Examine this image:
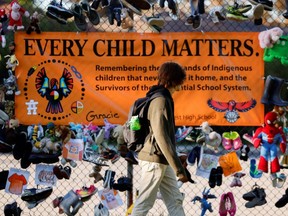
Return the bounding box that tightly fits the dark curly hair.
[157,61,186,88]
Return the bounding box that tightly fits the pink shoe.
[231,131,242,150]
[219,193,228,216]
[227,192,236,216]
[222,132,232,150]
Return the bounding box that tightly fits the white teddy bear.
[8,0,30,31]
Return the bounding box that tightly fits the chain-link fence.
[1,0,288,215]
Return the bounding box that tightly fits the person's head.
[157,61,186,93]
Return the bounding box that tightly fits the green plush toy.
[263,35,288,65]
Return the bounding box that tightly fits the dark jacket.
[138,85,185,176]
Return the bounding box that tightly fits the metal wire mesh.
[1,0,288,215]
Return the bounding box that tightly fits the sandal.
[276,173,286,188]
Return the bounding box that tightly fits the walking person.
[131,61,189,216]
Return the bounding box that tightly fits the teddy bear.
[89,165,103,183]
[26,11,41,34]
[7,0,30,31]
[258,27,283,49]
[0,8,8,48]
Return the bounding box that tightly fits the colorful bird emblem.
[35,67,73,114]
[207,98,257,123]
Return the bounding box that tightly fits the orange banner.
[14,32,264,126]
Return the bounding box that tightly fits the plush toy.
[56,125,77,167]
[0,8,8,48]
[258,27,283,49]
[54,125,72,145]
[4,54,20,95]
[26,11,41,34]
[7,0,30,31]
[89,165,104,183]
[191,188,217,216]
[3,118,19,146]
[121,8,133,29]
[230,172,246,187]
[196,121,222,152]
[27,124,45,152]
[252,111,287,179]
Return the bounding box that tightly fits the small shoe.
[76,185,97,201]
[4,201,22,216]
[216,166,223,186]
[227,192,236,216]
[245,187,267,208]
[253,4,264,26]
[72,3,88,31]
[186,146,202,166]
[230,131,242,150]
[103,170,116,189]
[270,173,278,187]
[222,132,233,150]
[249,158,262,178]
[276,173,286,188]
[62,166,72,179]
[21,186,53,202]
[175,126,193,142]
[52,196,63,208]
[192,15,202,30]
[87,9,100,25]
[275,188,288,208]
[53,165,64,179]
[219,193,228,216]
[240,144,250,161]
[208,167,217,188]
[242,184,260,201]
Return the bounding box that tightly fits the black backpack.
[123,93,162,152]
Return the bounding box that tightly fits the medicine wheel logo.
[24,59,86,121]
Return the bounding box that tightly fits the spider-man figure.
[253,111,286,174]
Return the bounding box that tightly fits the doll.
[252,111,287,183]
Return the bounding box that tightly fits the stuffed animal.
[121,8,133,29]
[252,111,287,179]
[89,165,103,183]
[27,124,45,152]
[4,118,19,145]
[7,0,30,31]
[0,8,8,48]
[26,11,41,34]
[54,125,72,145]
[197,121,222,152]
[230,172,245,187]
[4,54,20,95]
[258,27,283,49]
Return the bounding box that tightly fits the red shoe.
[219,193,228,216]
[222,132,232,150]
[227,192,236,216]
[231,131,242,150]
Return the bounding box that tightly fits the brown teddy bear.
[89,165,103,183]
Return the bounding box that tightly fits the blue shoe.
[186,146,202,166]
[250,159,262,178]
